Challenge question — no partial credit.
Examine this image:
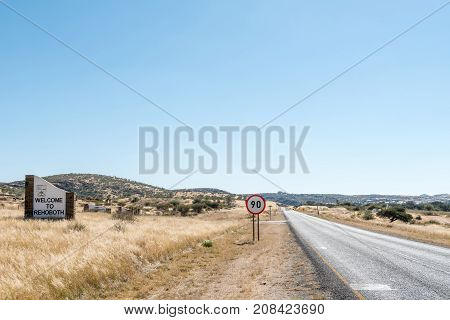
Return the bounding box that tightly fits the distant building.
[117,206,141,215]
[83,203,107,212]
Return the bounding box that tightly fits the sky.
[1,0,449,195]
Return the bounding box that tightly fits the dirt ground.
[108,212,328,300]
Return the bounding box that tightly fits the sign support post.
[245,194,266,242]
[252,215,255,242]
[257,214,260,241]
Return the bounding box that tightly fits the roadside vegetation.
[0,203,241,299]
[296,202,450,247]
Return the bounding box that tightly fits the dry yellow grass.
[297,206,450,247]
[0,207,240,299]
[107,205,326,300]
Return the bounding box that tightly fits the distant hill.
[174,188,231,195]
[262,192,450,206]
[7,174,170,200]
[2,174,449,205]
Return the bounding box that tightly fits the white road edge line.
[350,284,395,291]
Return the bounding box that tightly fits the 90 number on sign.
[245,194,266,215]
[251,200,262,209]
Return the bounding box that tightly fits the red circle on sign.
[245,194,266,215]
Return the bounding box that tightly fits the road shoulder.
[106,215,329,299]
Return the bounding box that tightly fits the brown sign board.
[24,175,75,219]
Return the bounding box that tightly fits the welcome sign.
[24,175,75,219]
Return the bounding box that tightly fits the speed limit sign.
[245,194,266,215]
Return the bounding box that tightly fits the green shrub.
[191,203,204,214]
[202,240,213,247]
[155,202,170,211]
[377,207,413,223]
[130,196,139,203]
[361,211,374,220]
[169,200,180,208]
[177,204,190,216]
[205,201,220,210]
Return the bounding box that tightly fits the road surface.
[284,210,450,299]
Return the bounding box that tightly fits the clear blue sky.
[1,0,449,195]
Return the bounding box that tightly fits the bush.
[169,200,180,208]
[177,204,190,216]
[202,240,213,247]
[224,195,235,208]
[130,196,139,203]
[67,222,87,232]
[425,220,441,225]
[361,211,374,220]
[191,203,204,214]
[415,215,422,220]
[377,207,413,223]
[155,202,170,211]
[205,201,220,210]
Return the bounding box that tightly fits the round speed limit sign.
[245,194,266,215]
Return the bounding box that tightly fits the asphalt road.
[284,210,450,299]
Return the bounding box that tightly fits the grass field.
[0,205,241,299]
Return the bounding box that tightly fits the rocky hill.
[2,174,448,205]
[5,174,170,200]
[174,188,231,194]
[0,183,23,198]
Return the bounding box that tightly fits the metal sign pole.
[246,194,266,243]
[252,214,255,242]
[257,213,260,241]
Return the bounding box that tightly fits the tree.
[377,207,412,223]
